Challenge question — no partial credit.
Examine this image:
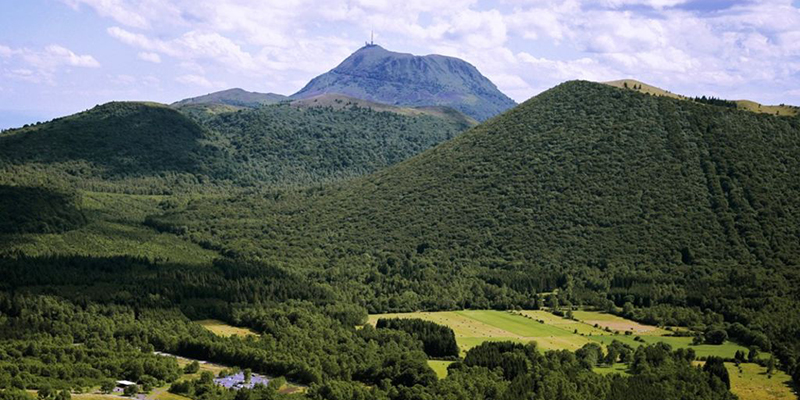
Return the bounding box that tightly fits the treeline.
[692,96,737,108]
[376,318,459,358]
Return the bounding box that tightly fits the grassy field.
[572,311,671,335]
[593,363,630,376]
[691,361,798,400]
[587,334,748,359]
[369,310,750,359]
[196,319,257,337]
[727,362,797,400]
[427,360,453,379]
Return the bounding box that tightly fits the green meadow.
[369,310,750,358]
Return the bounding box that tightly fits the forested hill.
[292,45,517,121]
[0,102,207,180]
[173,88,288,108]
[0,100,471,192]
[152,80,800,375]
[172,80,800,269]
[196,102,470,185]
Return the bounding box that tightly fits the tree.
[705,328,728,345]
[536,295,544,310]
[703,357,731,389]
[54,391,70,400]
[199,372,214,385]
[244,369,252,384]
[547,294,559,310]
[37,384,53,400]
[734,350,745,365]
[748,347,759,362]
[123,385,138,397]
[622,302,634,317]
[184,361,200,374]
[100,381,115,394]
[767,356,776,375]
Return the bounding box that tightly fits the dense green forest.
[147,81,800,387]
[0,254,740,400]
[0,101,470,192]
[1,80,799,399]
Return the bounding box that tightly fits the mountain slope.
[151,80,800,377]
[198,102,469,185]
[167,81,800,267]
[0,100,472,191]
[292,45,517,121]
[173,88,288,108]
[0,102,207,180]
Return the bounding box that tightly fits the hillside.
[290,93,478,126]
[0,100,471,192]
[0,102,208,182]
[152,81,800,372]
[195,102,471,185]
[292,45,517,121]
[173,88,288,108]
[604,79,799,116]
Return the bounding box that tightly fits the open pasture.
[427,360,454,379]
[196,319,257,337]
[572,310,671,335]
[370,310,750,359]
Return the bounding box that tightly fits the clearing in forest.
[572,311,671,335]
[427,360,453,379]
[369,310,750,358]
[196,319,257,337]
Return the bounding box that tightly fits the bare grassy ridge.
[604,79,799,116]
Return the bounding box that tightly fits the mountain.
[605,79,799,116]
[173,88,288,108]
[151,81,800,363]
[0,99,472,192]
[292,44,517,121]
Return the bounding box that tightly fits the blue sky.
[1,0,800,129]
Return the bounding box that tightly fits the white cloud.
[38,0,800,105]
[176,74,225,88]
[0,43,99,85]
[109,27,257,70]
[137,51,161,63]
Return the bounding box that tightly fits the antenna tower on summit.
[371,30,374,45]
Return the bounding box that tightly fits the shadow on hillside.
[0,185,87,234]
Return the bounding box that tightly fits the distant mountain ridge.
[291,45,517,121]
[172,88,288,108]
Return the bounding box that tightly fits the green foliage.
[185,361,200,374]
[0,389,35,400]
[0,100,468,192]
[376,318,459,358]
[0,186,86,234]
[123,384,138,397]
[703,357,731,389]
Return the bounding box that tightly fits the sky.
[1,0,800,129]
